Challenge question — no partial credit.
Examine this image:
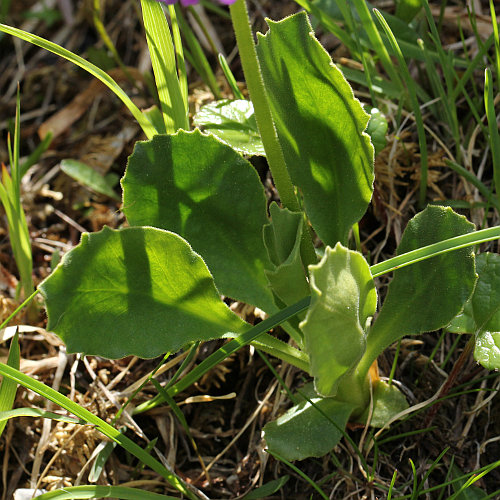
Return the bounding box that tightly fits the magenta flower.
[156,0,236,5]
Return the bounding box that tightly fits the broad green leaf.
[263,202,310,306]
[464,253,500,369]
[193,100,265,156]
[264,383,356,461]
[61,159,120,200]
[122,130,275,312]
[474,331,500,370]
[39,226,247,359]
[450,464,488,499]
[0,330,19,437]
[447,300,475,334]
[471,253,500,332]
[257,12,374,245]
[243,476,290,499]
[355,380,408,428]
[365,206,476,368]
[300,244,377,397]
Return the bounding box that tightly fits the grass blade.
[150,378,210,481]
[0,362,196,499]
[87,439,116,482]
[167,4,188,110]
[140,0,188,132]
[34,485,178,499]
[351,0,404,91]
[0,23,156,139]
[19,131,53,178]
[134,296,312,414]
[175,6,221,99]
[490,0,500,88]
[484,68,500,201]
[370,225,500,277]
[218,53,244,100]
[0,330,19,437]
[445,159,500,212]
[0,407,84,424]
[266,450,329,500]
[373,8,428,207]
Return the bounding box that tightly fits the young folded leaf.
[475,332,500,370]
[355,379,408,427]
[263,202,310,307]
[300,243,376,399]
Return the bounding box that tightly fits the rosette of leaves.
[39,12,479,460]
[40,12,375,357]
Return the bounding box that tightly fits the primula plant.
[35,4,499,458]
[1,0,500,497]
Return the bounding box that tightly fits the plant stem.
[229,0,297,211]
[229,0,317,267]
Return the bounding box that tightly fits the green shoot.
[175,5,222,98]
[490,0,500,88]
[351,0,404,91]
[0,24,156,138]
[140,0,188,133]
[0,89,34,301]
[0,330,20,438]
[373,8,429,207]
[218,53,244,100]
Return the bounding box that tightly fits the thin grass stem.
[373,9,428,207]
[266,450,329,500]
[0,363,196,499]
